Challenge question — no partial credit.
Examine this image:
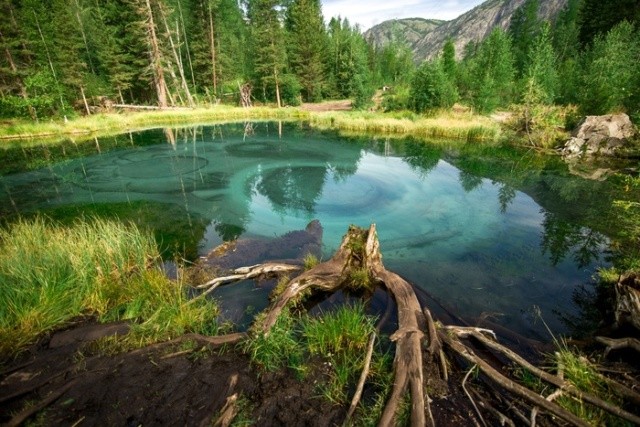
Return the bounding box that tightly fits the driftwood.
[194,224,640,427]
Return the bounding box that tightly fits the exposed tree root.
[193,224,640,426]
[596,335,640,358]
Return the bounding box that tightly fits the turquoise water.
[0,122,612,339]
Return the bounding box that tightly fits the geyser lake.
[0,122,615,340]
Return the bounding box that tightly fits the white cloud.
[321,0,487,30]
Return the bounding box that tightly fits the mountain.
[365,18,445,51]
[364,0,568,62]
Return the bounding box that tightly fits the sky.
[321,0,487,31]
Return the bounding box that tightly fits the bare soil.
[0,319,478,426]
[300,100,352,112]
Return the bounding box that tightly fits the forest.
[0,0,638,129]
[2,1,640,426]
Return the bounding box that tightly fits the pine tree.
[522,23,558,105]
[578,0,640,45]
[409,59,457,112]
[552,0,580,104]
[442,38,457,82]
[579,21,640,117]
[94,0,148,104]
[508,0,540,76]
[285,0,327,102]
[326,17,373,107]
[247,0,288,107]
[466,28,515,113]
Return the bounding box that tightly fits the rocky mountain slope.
[364,18,444,51]
[365,0,568,62]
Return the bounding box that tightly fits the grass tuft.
[0,217,219,355]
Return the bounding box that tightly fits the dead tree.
[192,225,640,426]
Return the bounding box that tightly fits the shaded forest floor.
[0,320,477,427]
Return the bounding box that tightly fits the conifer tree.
[508,0,540,76]
[579,21,640,117]
[522,23,558,105]
[442,38,457,82]
[247,0,288,107]
[466,28,515,113]
[409,59,457,112]
[285,0,327,102]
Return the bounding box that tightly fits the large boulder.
[562,113,636,157]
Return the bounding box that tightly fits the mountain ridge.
[365,0,569,61]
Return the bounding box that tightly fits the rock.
[615,273,640,331]
[203,220,323,271]
[562,113,637,157]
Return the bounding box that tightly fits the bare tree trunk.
[74,0,95,74]
[158,1,194,107]
[177,0,196,90]
[274,67,281,108]
[208,2,218,96]
[34,12,66,112]
[80,86,91,115]
[144,0,168,108]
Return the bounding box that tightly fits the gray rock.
[203,220,323,271]
[562,113,637,157]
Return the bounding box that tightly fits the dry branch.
[440,331,591,427]
[344,332,377,425]
[445,327,640,425]
[191,263,300,302]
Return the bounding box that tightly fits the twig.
[462,364,487,427]
[343,332,376,426]
[470,388,515,427]
[447,326,640,425]
[440,331,590,427]
[5,380,76,427]
[191,263,300,303]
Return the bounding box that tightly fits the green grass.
[309,109,501,143]
[0,217,219,355]
[244,303,388,406]
[302,304,378,404]
[0,106,310,142]
[303,253,319,270]
[0,105,502,145]
[553,346,631,426]
[243,309,304,374]
[517,342,633,426]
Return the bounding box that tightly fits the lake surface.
[0,122,616,339]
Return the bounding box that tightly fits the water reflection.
[0,122,622,339]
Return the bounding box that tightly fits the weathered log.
[259,226,365,335]
[191,263,301,303]
[364,224,429,427]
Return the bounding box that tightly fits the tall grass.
[310,110,501,143]
[0,217,219,355]
[244,303,388,405]
[0,106,310,141]
[0,105,501,144]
